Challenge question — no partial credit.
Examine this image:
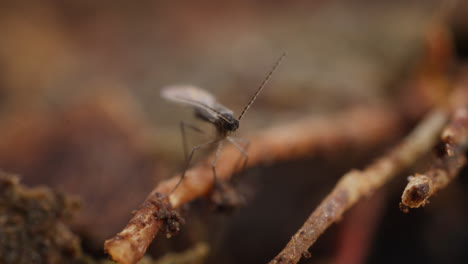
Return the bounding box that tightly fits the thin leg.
[229,136,249,145]
[180,121,207,162]
[211,138,247,210]
[227,136,250,176]
[211,140,224,187]
[170,139,217,194]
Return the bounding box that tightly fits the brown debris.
[269,109,448,264]
[401,107,468,210]
[0,171,82,264]
[151,194,185,238]
[104,104,406,264]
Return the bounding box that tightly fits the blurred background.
[1,0,468,263]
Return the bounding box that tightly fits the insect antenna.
[238,52,286,121]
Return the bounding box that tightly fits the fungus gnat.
[161,53,286,195]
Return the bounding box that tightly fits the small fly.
[161,52,286,195]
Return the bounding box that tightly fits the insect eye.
[228,119,239,131]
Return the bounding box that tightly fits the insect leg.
[210,138,248,210]
[227,136,250,176]
[170,139,217,194]
[211,140,224,187]
[180,121,208,162]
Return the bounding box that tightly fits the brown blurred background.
[1,0,468,263]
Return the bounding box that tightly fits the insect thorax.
[194,108,239,135]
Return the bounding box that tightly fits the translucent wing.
[161,85,217,108]
[161,85,233,120]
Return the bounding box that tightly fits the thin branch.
[104,105,406,264]
[400,107,468,211]
[269,109,448,264]
[333,190,387,264]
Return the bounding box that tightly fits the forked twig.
[400,106,468,211]
[269,109,448,264]
[104,105,405,264]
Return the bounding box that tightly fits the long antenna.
[238,52,286,121]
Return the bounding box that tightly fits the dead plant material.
[333,191,387,264]
[151,193,185,238]
[0,171,82,264]
[99,243,208,264]
[400,107,468,211]
[104,104,406,264]
[269,109,448,264]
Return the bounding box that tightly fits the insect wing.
[161,85,216,107]
[161,85,227,119]
[161,85,217,108]
[212,102,233,116]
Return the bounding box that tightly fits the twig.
[104,105,406,264]
[269,109,448,264]
[400,107,468,211]
[333,190,387,264]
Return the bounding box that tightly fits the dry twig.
[400,106,468,211]
[333,191,387,264]
[269,109,448,264]
[104,105,406,264]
